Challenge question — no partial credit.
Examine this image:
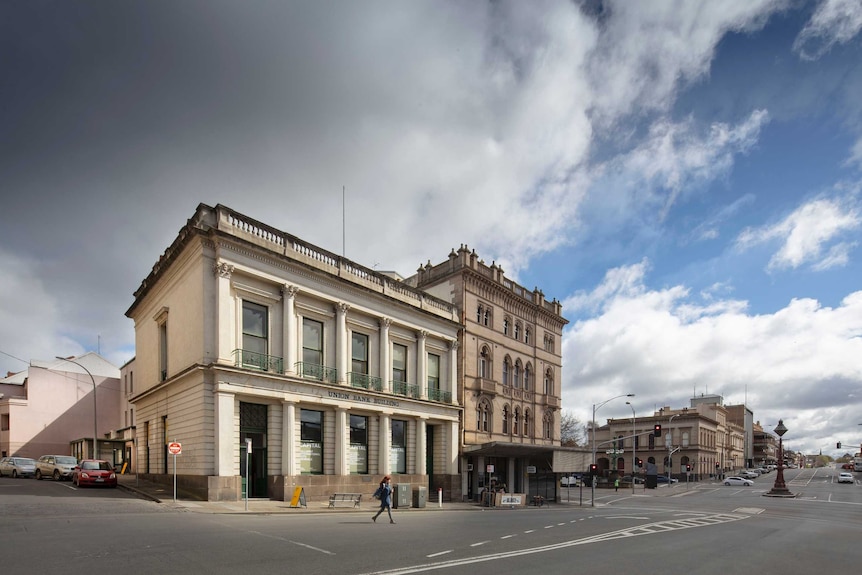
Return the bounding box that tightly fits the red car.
[72,460,117,488]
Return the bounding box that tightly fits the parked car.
[35,455,78,481]
[0,457,37,478]
[621,475,645,484]
[656,475,678,484]
[71,459,117,488]
[738,470,758,479]
[724,476,754,486]
[842,463,853,470]
[838,472,855,484]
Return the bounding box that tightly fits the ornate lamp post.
[765,419,794,497]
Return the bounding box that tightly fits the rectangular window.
[1,414,9,431]
[392,343,407,382]
[300,409,323,474]
[349,414,368,474]
[159,321,168,381]
[427,353,440,390]
[391,419,407,474]
[242,301,268,356]
[351,332,369,375]
[303,318,323,366]
[129,371,134,394]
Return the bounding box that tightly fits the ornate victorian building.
[126,204,462,501]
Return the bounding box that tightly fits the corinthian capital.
[213,262,234,278]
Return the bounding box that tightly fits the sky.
[2,0,861,458]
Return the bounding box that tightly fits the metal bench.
[328,493,362,508]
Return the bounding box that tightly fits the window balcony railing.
[232,349,284,374]
[348,372,383,391]
[391,380,420,399]
[426,387,451,403]
[295,362,338,384]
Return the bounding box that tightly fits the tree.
[560,410,586,446]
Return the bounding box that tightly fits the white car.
[737,470,758,479]
[724,476,754,486]
[838,472,854,484]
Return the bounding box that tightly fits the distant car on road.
[621,475,645,484]
[724,476,754,486]
[737,470,758,479]
[838,472,855,484]
[656,475,678,484]
[71,459,117,488]
[0,457,37,478]
[35,455,78,481]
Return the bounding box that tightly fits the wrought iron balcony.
[391,380,420,399]
[348,372,383,391]
[232,349,284,374]
[426,387,452,403]
[295,362,338,383]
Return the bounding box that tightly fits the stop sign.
[168,442,182,455]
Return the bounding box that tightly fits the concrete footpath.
[116,475,687,515]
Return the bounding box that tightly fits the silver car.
[0,457,37,478]
[35,455,78,481]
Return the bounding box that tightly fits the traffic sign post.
[168,441,181,502]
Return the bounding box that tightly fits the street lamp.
[56,356,98,460]
[626,401,636,494]
[591,393,635,506]
[765,419,793,497]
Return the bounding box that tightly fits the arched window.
[502,405,510,435]
[479,346,491,379]
[543,411,553,439]
[513,360,522,388]
[503,357,511,386]
[513,408,520,435]
[524,364,532,390]
[523,409,531,437]
[544,368,553,395]
[477,399,491,432]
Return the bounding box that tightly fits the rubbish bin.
[412,486,427,508]
[393,483,411,508]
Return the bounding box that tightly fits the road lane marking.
[357,513,747,575]
[470,541,490,547]
[426,551,451,558]
[247,530,335,555]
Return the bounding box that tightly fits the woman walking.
[372,475,395,524]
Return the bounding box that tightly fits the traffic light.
[654,424,662,437]
[636,458,643,467]
[837,442,842,449]
[589,463,598,475]
[685,464,691,472]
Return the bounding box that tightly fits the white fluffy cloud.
[736,196,861,271]
[562,261,862,455]
[793,0,862,61]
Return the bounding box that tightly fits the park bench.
[328,493,362,508]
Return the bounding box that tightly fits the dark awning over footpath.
[464,442,593,473]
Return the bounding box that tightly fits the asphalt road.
[1,467,859,575]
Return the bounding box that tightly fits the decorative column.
[379,413,391,476]
[335,303,350,385]
[282,400,296,477]
[417,330,427,400]
[335,408,348,476]
[448,339,459,405]
[416,417,427,475]
[447,420,459,474]
[379,318,391,392]
[282,285,299,374]
[213,262,235,364]
[214,390,236,476]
